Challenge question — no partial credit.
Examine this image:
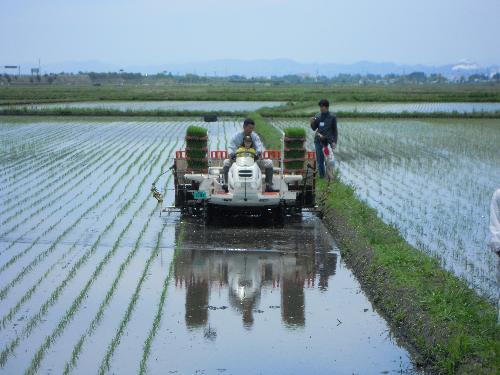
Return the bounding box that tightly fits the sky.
[1,0,499,68]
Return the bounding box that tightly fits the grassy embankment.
[2,105,500,119]
[252,112,500,375]
[1,83,500,105]
[0,107,248,117]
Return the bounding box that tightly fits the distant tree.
[407,71,426,83]
[468,74,487,82]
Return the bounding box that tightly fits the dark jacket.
[311,111,338,144]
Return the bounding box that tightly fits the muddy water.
[146,213,419,375]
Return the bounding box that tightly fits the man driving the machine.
[223,118,277,192]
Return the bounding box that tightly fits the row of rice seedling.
[0,122,112,195]
[0,134,147,266]
[0,123,135,220]
[138,221,185,375]
[272,117,500,297]
[97,225,168,375]
[0,119,242,372]
[0,127,163,325]
[0,132,172,368]
[0,131,166,288]
[0,231,88,330]
[0,122,78,166]
[0,123,96,195]
[0,123,147,246]
[335,122,498,294]
[0,122,158,233]
[0,122,125,201]
[62,172,176,375]
[19,139,179,375]
[0,128,166,287]
[0,134,143,272]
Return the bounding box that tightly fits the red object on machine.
[175,151,187,159]
[210,150,227,159]
[263,150,281,159]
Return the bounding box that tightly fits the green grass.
[254,114,500,374]
[0,107,247,117]
[3,106,500,119]
[248,112,282,150]
[1,83,500,104]
[316,179,500,374]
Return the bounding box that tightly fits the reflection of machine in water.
[173,217,337,329]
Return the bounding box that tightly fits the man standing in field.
[310,99,338,179]
[488,188,500,324]
[222,118,276,192]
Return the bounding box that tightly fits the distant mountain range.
[19,59,500,78]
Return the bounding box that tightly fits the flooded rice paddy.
[3,101,284,112]
[306,102,500,114]
[273,118,500,298]
[0,118,417,374]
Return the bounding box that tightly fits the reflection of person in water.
[227,255,262,329]
[173,221,338,329]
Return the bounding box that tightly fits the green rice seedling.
[0,137,173,367]
[186,125,208,137]
[0,126,144,253]
[283,127,306,171]
[185,126,208,171]
[284,149,305,159]
[0,124,95,193]
[0,124,104,198]
[0,130,154,325]
[283,161,305,170]
[0,124,135,228]
[284,139,304,148]
[61,146,178,374]
[0,124,85,181]
[138,221,185,375]
[284,127,306,139]
[97,225,167,375]
[20,139,178,375]
[0,132,161,279]
[185,148,206,159]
